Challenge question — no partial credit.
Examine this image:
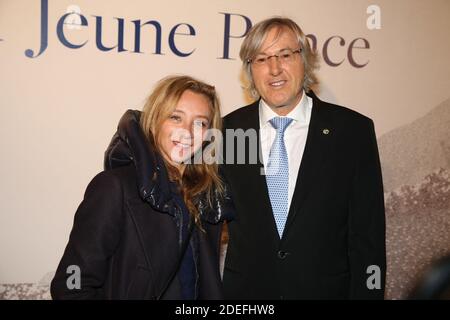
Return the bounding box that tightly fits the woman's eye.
[170,115,181,122]
[193,119,208,128]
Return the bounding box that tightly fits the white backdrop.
[1,0,449,299]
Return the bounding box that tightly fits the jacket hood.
[104,109,182,216]
[104,109,231,223]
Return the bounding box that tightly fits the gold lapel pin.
[322,128,330,135]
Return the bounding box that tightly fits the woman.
[51,75,232,299]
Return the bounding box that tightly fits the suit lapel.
[282,92,334,238]
[252,134,281,243]
[126,198,179,292]
[230,101,281,243]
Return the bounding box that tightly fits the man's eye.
[255,57,267,64]
[281,53,291,59]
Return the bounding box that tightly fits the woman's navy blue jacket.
[51,110,233,299]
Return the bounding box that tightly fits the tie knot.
[269,117,293,133]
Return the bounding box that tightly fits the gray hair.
[240,16,319,97]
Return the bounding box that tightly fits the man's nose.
[268,56,282,76]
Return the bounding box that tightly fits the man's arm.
[348,118,386,299]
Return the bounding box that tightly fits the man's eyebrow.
[257,47,293,55]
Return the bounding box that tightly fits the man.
[221,17,386,299]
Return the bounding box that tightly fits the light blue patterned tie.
[266,117,293,238]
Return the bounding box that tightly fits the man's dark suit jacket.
[221,91,386,299]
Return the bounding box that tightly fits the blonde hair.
[140,75,223,227]
[240,16,319,97]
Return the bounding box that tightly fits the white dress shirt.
[259,92,313,212]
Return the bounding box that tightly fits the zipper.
[191,230,199,299]
[177,207,183,249]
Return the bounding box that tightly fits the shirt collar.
[259,90,310,128]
